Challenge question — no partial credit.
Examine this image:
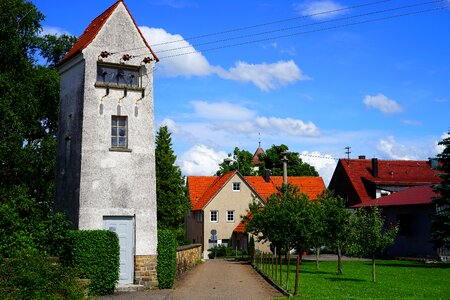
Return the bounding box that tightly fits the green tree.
[257,144,318,176]
[37,34,78,67]
[0,0,76,256]
[321,190,354,275]
[216,147,256,176]
[155,126,190,241]
[307,197,327,271]
[353,206,398,282]
[245,184,311,295]
[431,131,450,249]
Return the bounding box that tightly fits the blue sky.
[35,0,450,185]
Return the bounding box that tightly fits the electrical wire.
[153,0,443,55]
[151,0,394,47]
[157,4,448,60]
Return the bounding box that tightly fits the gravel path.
[100,259,284,300]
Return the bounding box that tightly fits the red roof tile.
[233,213,251,233]
[334,159,440,204]
[245,176,325,201]
[60,0,158,65]
[187,171,326,210]
[352,185,438,207]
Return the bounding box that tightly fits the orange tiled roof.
[187,171,326,210]
[233,213,251,233]
[59,0,158,65]
[189,171,237,210]
[245,176,325,201]
[337,159,440,203]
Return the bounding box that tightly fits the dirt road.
[101,259,284,300]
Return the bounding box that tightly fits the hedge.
[65,230,119,296]
[157,229,177,289]
[0,254,85,299]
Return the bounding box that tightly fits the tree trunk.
[286,251,291,291]
[372,254,376,282]
[315,246,320,271]
[337,247,343,275]
[294,253,302,295]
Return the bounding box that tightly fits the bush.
[65,230,119,296]
[0,253,85,299]
[207,244,229,258]
[248,236,255,263]
[157,229,177,289]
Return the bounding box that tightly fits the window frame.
[210,210,218,222]
[226,210,235,222]
[111,115,129,150]
[232,182,241,192]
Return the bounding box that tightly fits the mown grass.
[257,258,450,299]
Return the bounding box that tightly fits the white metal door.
[103,216,134,284]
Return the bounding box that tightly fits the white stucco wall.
[74,4,157,255]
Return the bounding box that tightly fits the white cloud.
[363,94,403,114]
[401,119,422,126]
[376,136,418,160]
[141,27,308,91]
[216,60,310,92]
[256,117,320,136]
[140,27,213,77]
[178,144,228,175]
[293,1,346,20]
[190,101,256,121]
[300,151,337,186]
[41,26,71,36]
[435,132,450,155]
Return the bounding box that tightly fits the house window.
[111,116,128,148]
[210,210,218,222]
[232,182,241,191]
[227,210,235,222]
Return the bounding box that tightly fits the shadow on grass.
[325,277,366,282]
[374,261,450,269]
[297,270,334,275]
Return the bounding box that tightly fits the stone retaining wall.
[176,244,202,276]
[134,255,158,289]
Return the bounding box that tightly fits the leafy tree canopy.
[431,131,450,249]
[257,144,318,177]
[216,144,318,177]
[0,0,76,256]
[155,126,190,239]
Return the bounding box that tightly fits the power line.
[153,0,443,55]
[157,4,448,60]
[151,0,393,47]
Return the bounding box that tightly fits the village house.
[54,0,159,287]
[185,170,326,259]
[328,157,445,259]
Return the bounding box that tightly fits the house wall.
[55,56,85,229]
[74,4,157,257]
[202,174,264,259]
[383,205,437,258]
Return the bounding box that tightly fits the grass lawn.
[258,258,450,299]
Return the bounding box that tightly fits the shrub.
[157,229,177,289]
[0,253,85,299]
[248,236,255,264]
[207,244,229,258]
[65,230,119,296]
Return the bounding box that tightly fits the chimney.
[429,157,438,169]
[358,155,366,160]
[372,158,379,177]
[264,169,271,183]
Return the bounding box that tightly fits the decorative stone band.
[134,255,158,288]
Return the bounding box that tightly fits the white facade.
[56,1,157,271]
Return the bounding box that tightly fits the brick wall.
[134,255,158,288]
[176,244,202,276]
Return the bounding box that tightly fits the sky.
[35,0,450,185]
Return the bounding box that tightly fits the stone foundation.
[134,255,158,289]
